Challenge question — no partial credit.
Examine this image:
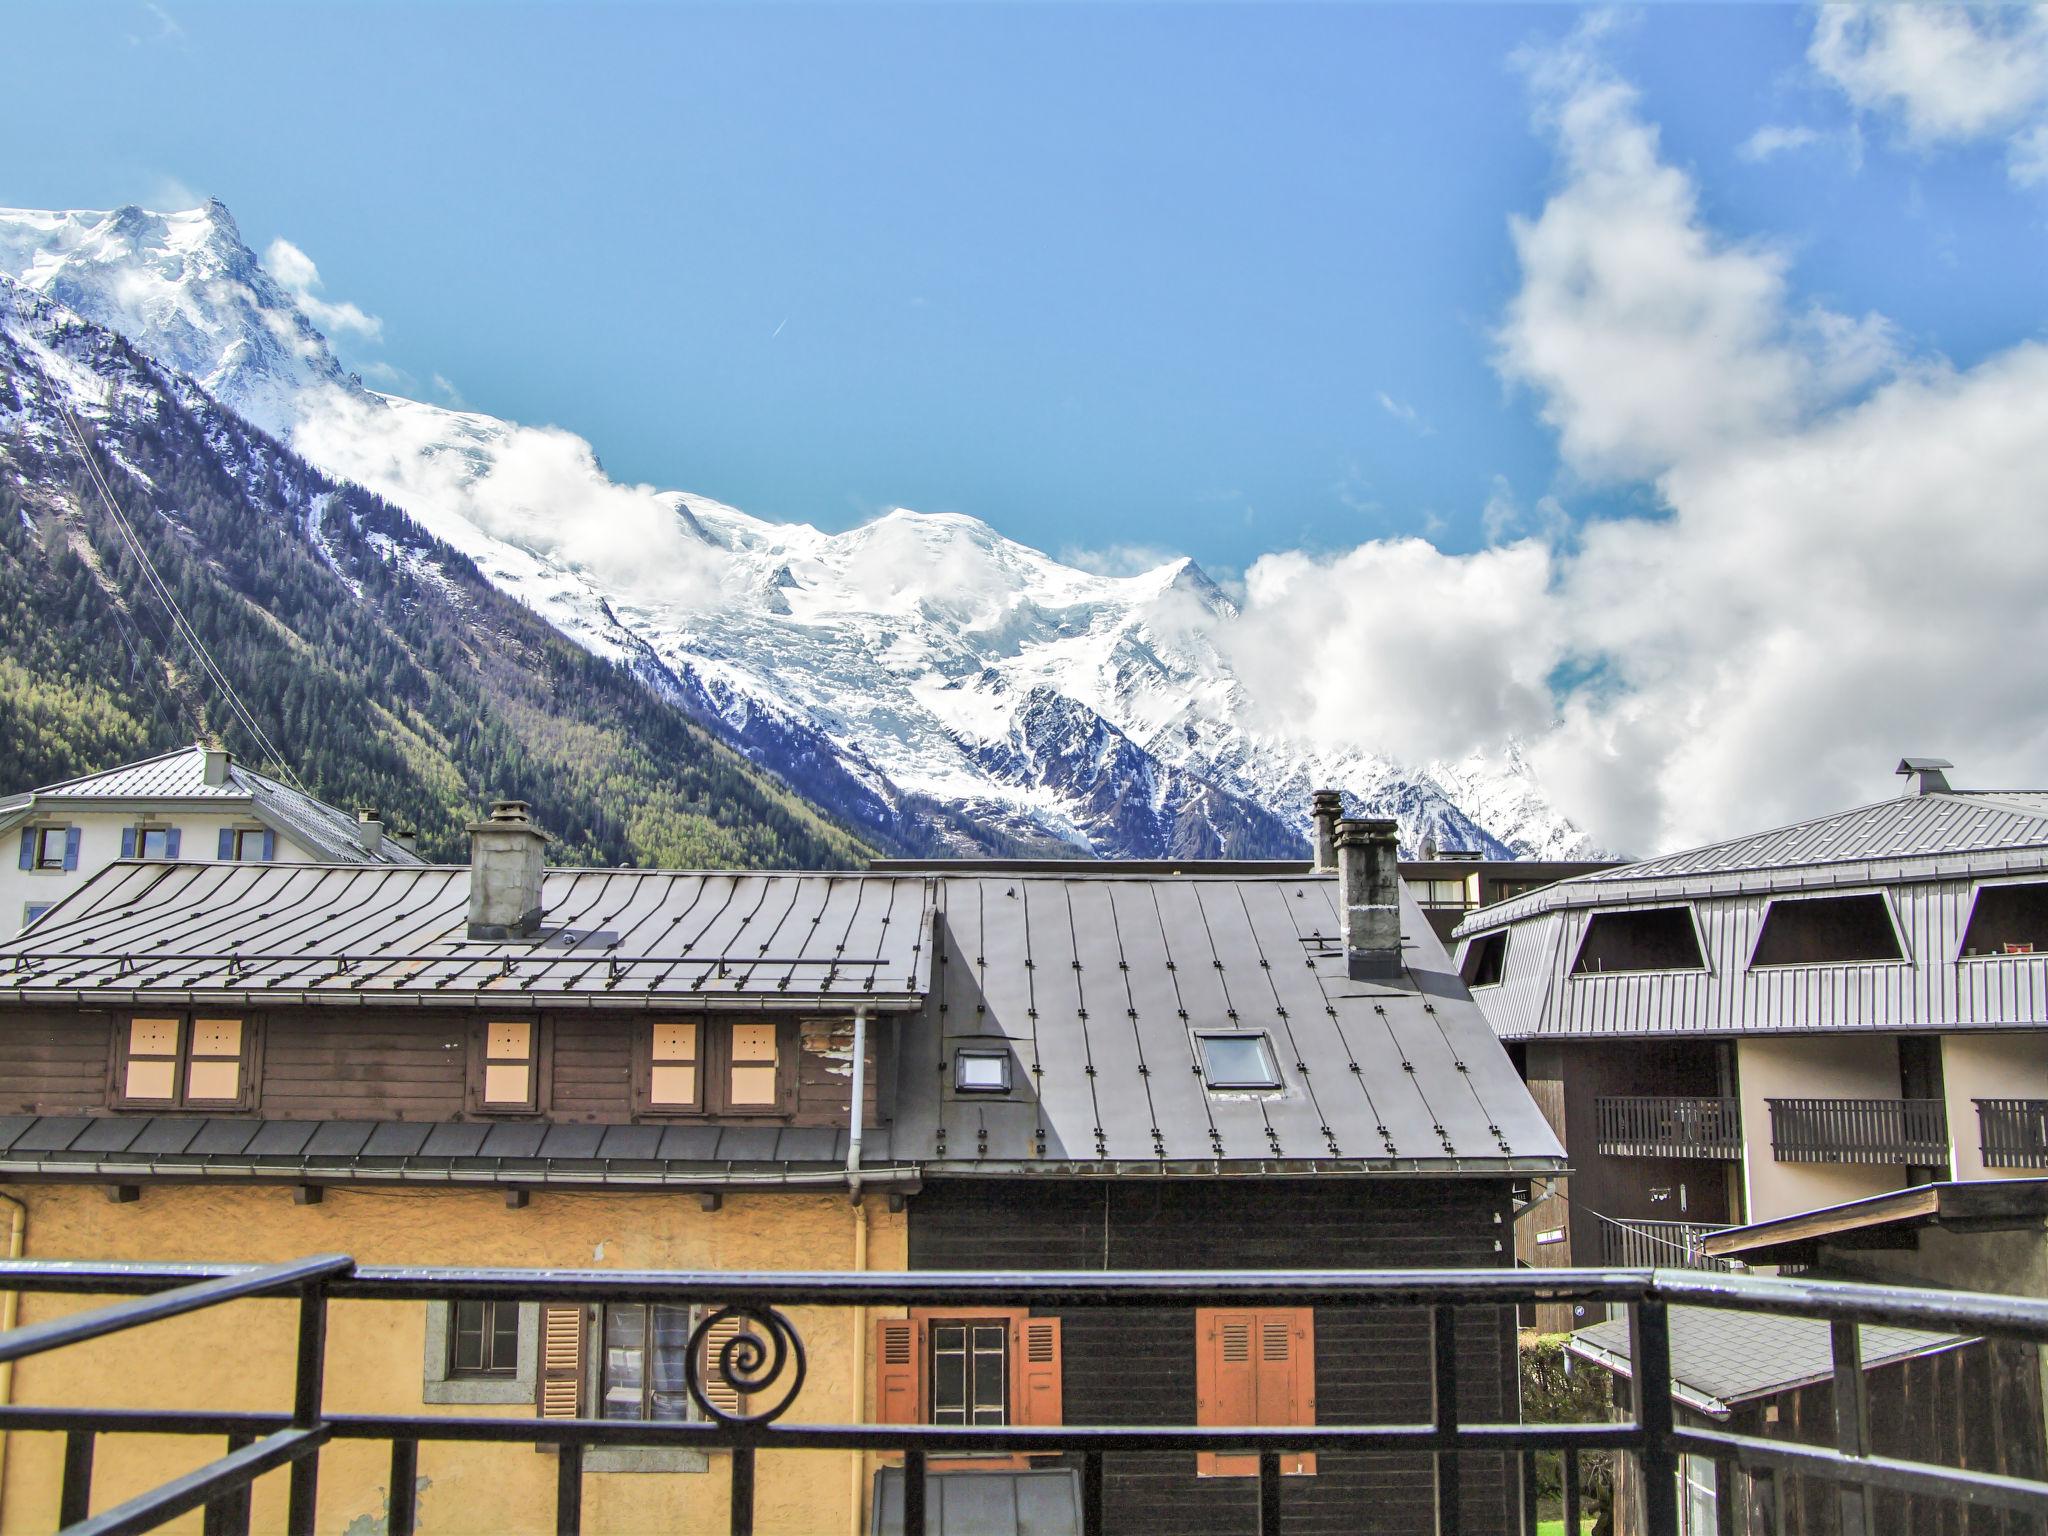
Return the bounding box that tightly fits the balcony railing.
[1767,1096,1950,1165]
[1598,1216,1740,1273]
[3,1256,2048,1535]
[1595,1096,1742,1159]
[1977,1098,2048,1169]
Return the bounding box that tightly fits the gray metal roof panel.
[11,1117,92,1152]
[127,1119,203,1156]
[0,864,933,1008]
[186,1119,262,1155]
[595,1125,664,1161]
[478,1122,548,1158]
[655,1124,725,1161]
[1571,1305,1967,1411]
[246,1122,318,1157]
[419,1123,492,1158]
[305,1122,376,1157]
[66,1119,146,1155]
[773,1126,840,1163]
[713,1126,783,1162]
[536,1125,606,1160]
[0,1116,41,1153]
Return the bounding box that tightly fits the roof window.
[1961,882,2048,957]
[1461,931,1508,988]
[1195,1031,1282,1091]
[1571,907,1705,975]
[1751,894,1902,967]
[953,1048,1013,1094]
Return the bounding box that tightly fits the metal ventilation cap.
[1895,757,1954,795]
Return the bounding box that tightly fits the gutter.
[0,1158,924,1192]
[1564,1331,1731,1420]
[846,1005,869,1205]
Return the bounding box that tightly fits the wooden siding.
[907,1179,1519,1536]
[0,1010,112,1113]
[262,1012,467,1120]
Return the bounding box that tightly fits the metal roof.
[897,871,1565,1176]
[1701,1178,2048,1266]
[0,1113,908,1191]
[0,863,935,1009]
[0,743,423,866]
[1459,791,2048,936]
[1569,1305,1968,1418]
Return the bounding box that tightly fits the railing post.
[1258,1451,1282,1536]
[1562,1446,1581,1536]
[1520,1448,1539,1536]
[556,1441,583,1535]
[388,1439,419,1536]
[1082,1449,1104,1536]
[1631,1297,1679,1535]
[730,1445,756,1536]
[286,1278,329,1536]
[1830,1319,1870,1536]
[1713,1455,1737,1536]
[1433,1303,1460,1534]
[904,1449,927,1536]
[202,1433,252,1536]
[59,1428,94,1525]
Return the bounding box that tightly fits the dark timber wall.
[907,1178,1521,1536]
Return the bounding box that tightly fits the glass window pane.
[955,1052,1011,1092]
[931,1324,966,1424]
[139,828,169,859]
[1198,1033,1280,1089]
[971,1324,1006,1424]
[452,1301,486,1373]
[602,1304,646,1419]
[490,1302,520,1371]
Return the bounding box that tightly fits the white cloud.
[1376,391,1431,434]
[263,238,384,341]
[1739,124,1821,161]
[1810,3,2048,184]
[1059,542,1184,579]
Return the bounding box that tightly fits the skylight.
[953,1049,1013,1094]
[1195,1031,1282,1091]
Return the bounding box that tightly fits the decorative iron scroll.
[685,1304,808,1424]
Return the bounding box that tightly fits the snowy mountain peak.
[0,198,1600,861]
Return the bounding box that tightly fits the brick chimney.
[355,807,384,859]
[202,746,231,788]
[1310,789,1343,873]
[1336,816,1403,981]
[467,800,548,940]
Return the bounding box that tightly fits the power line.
[54,398,311,795]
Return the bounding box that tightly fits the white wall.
[1737,1035,1906,1223]
[0,808,316,939]
[1943,1033,2048,1180]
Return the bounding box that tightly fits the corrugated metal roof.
[898,871,1564,1175]
[1569,1305,1968,1416]
[0,1113,905,1189]
[1461,792,2048,935]
[0,743,423,866]
[0,864,934,1008]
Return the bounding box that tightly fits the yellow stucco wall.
[1942,1032,2048,1179]
[0,1184,904,1536]
[1737,1035,1906,1223]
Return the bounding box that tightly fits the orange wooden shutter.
[874,1317,925,1424]
[1198,1309,1258,1477]
[699,1313,747,1417]
[1257,1309,1315,1476]
[1013,1317,1064,1428]
[537,1305,584,1419]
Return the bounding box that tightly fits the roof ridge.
[23,740,209,797]
[1586,794,1919,880]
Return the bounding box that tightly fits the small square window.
[1195,1032,1282,1091]
[34,827,68,870]
[22,904,51,930]
[231,828,272,861]
[954,1049,1012,1093]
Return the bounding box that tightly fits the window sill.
[581,1447,710,1475]
[423,1377,532,1407]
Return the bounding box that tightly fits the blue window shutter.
[218,828,235,860]
[16,829,31,871]
[261,830,276,862]
[63,827,80,871]
[164,828,181,859]
[120,827,136,860]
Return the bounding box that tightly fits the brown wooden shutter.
[1013,1316,1063,1428]
[874,1317,925,1424]
[699,1312,746,1417]
[537,1304,584,1419]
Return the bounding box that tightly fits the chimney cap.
[356,806,382,823]
[1335,816,1399,844]
[1895,757,1954,795]
[1311,788,1343,811]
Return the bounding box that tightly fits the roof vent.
[1896,757,1953,796]
[1310,789,1343,873]
[467,799,549,940]
[202,746,231,788]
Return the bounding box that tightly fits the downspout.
[846,1006,871,1536]
[0,1190,26,1510]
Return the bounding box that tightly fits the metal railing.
[1767,1097,1950,1165]
[1597,1215,1740,1273]
[1595,1096,1742,1159]
[1977,1098,2048,1169]
[2,1258,2048,1535]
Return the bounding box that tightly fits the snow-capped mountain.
[0,201,1599,860]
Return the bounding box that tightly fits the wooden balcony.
[1976,1099,2048,1170]
[1595,1096,1742,1159]
[1767,1097,1949,1165]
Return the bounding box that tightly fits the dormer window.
[1750,894,1903,967]
[1571,907,1705,975]
[1195,1031,1282,1091]
[1461,931,1508,988]
[1961,882,2048,957]
[954,1049,1013,1093]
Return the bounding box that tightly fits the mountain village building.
[0,799,1563,1534]
[0,743,422,939]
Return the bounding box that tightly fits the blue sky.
[7,1,2040,579]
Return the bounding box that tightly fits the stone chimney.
[355,807,384,859]
[1896,757,1953,796]
[1310,789,1343,873]
[1336,816,1403,981]
[202,746,231,788]
[467,800,548,940]
[389,827,418,855]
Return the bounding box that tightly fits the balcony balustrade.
[1767,1097,1950,1165]
[1977,1098,2048,1170]
[1595,1096,1742,1159]
[1597,1216,1740,1273]
[2,1254,2047,1534]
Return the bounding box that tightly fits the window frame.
[467,1017,549,1117]
[111,1012,261,1112]
[632,1018,798,1119]
[21,903,52,931]
[1568,905,1712,978]
[32,825,72,872]
[1461,929,1510,989]
[880,1307,1063,1470]
[952,1047,1014,1095]
[225,825,275,862]
[1193,1029,1285,1092]
[1957,878,2048,961]
[1746,890,1909,970]
[448,1298,523,1380]
[423,1300,538,1406]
